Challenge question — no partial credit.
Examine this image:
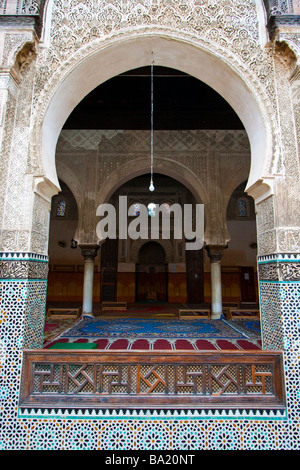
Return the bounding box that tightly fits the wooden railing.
[19,349,286,411]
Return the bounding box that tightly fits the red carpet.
[45,336,261,351]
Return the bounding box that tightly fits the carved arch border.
[31,30,277,203]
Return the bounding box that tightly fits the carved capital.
[205,244,227,263]
[80,245,99,261]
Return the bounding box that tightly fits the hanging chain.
[149,57,155,191]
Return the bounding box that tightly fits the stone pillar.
[206,246,226,319]
[81,245,99,316]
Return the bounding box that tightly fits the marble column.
[206,246,226,319]
[80,246,99,317]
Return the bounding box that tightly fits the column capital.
[205,244,227,263]
[80,244,99,261]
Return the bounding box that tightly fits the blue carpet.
[224,319,261,338]
[59,317,248,339]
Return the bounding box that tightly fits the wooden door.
[239,266,257,303]
[136,271,167,301]
[100,239,118,301]
[185,245,204,305]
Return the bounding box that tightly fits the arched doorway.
[136,241,168,302]
[37,36,272,319]
[38,39,270,321]
[99,172,205,307]
[49,60,260,318]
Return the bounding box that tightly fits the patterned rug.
[43,319,75,343]
[224,319,261,338]
[57,317,248,339]
[43,317,262,350]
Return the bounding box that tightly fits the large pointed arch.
[39,35,273,200]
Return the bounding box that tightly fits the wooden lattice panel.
[20,350,285,410]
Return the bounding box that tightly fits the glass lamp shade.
[149,180,155,191]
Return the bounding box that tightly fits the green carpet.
[48,342,98,349]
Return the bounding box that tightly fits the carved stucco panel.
[33,2,270,106]
[55,129,250,246]
[2,126,29,229]
[0,124,49,253]
[57,129,250,189]
[257,230,277,256]
[291,72,300,167]
[0,91,17,230]
[256,196,275,233]
[255,191,300,255]
[277,228,300,253]
[30,193,51,255]
[256,196,277,256]
[1,32,35,68]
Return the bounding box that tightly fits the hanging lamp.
[149,58,155,192]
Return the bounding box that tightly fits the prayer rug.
[43,319,75,343]
[43,317,262,350]
[56,317,248,339]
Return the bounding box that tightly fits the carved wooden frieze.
[20,350,285,410]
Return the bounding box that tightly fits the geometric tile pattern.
[259,281,285,350]
[1,253,300,450]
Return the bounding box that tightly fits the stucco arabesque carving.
[56,128,249,202]
[54,128,250,247]
[29,0,280,181]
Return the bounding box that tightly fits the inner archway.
[106,173,204,307]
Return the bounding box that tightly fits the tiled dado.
[0,252,48,349]
[258,254,300,351]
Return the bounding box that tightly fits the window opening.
[56,200,66,217]
[238,199,248,217]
